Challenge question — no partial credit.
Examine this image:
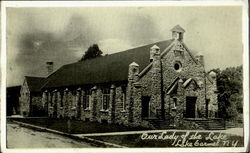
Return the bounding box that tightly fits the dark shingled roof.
[42,39,174,89]
[25,76,46,92]
[7,86,21,96]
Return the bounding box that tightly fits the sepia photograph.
[1,1,249,152]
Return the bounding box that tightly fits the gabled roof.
[7,86,21,96]
[25,76,46,92]
[42,39,174,89]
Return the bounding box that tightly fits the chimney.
[46,62,53,75]
[171,25,185,41]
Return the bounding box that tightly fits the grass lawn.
[88,131,244,147]
[9,118,244,148]
[9,118,150,134]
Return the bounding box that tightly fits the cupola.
[171,25,185,41]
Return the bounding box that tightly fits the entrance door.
[141,96,150,118]
[186,96,197,118]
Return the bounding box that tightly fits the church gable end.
[19,78,30,117]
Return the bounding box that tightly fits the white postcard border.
[1,1,249,153]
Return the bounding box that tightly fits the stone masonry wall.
[80,90,92,121]
[164,80,186,127]
[139,67,162,118]
[57,91,64,118]
[19,79,44,117]
[138,46,162,120]
[184,80,206,118]
[44,83,129,125]
[129,40,213,128]
[30,94,44,116]
[114,86,129,125]
[95,87,109,123]
[161,41,206,120]
[206,76,218,118]
[131,83,143,126]
[19,80,30,116]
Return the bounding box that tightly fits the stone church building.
[39,25,218,128]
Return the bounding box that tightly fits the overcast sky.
[7,6,242,87]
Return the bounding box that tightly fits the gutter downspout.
[204,71,208,118]
[160,60,165,120]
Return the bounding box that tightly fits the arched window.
[121,86,127,111]
[60,91,64,107]
[83,89,91,110]
[102,88,110,110]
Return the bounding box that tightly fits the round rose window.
[174,61,182,71]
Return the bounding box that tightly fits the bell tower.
[171,25,185,41]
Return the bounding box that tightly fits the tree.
[211,65,243,120]
[79,44,103,61]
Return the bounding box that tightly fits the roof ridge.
[25,76,46,79]
[42,39,174,89]
[25,76,46,92]
[65,39,172,67]
[109,39,170,55]
[7,85,21,88]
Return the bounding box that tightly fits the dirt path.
[7,123,93,148]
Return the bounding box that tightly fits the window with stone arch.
[173,97,177,109]
[102,87,110,111]
[60,90,64,107]
[83,89,91,110]
[54,90,58,106]
[121,86,127,111]
[77,89,82,108]
[64,89,69,108]
[72,90,77,107]
[45,91,49,106]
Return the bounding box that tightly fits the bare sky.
[7,6,242,86]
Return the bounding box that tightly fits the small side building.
[7,86,21,116]
[19,76,46,117]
